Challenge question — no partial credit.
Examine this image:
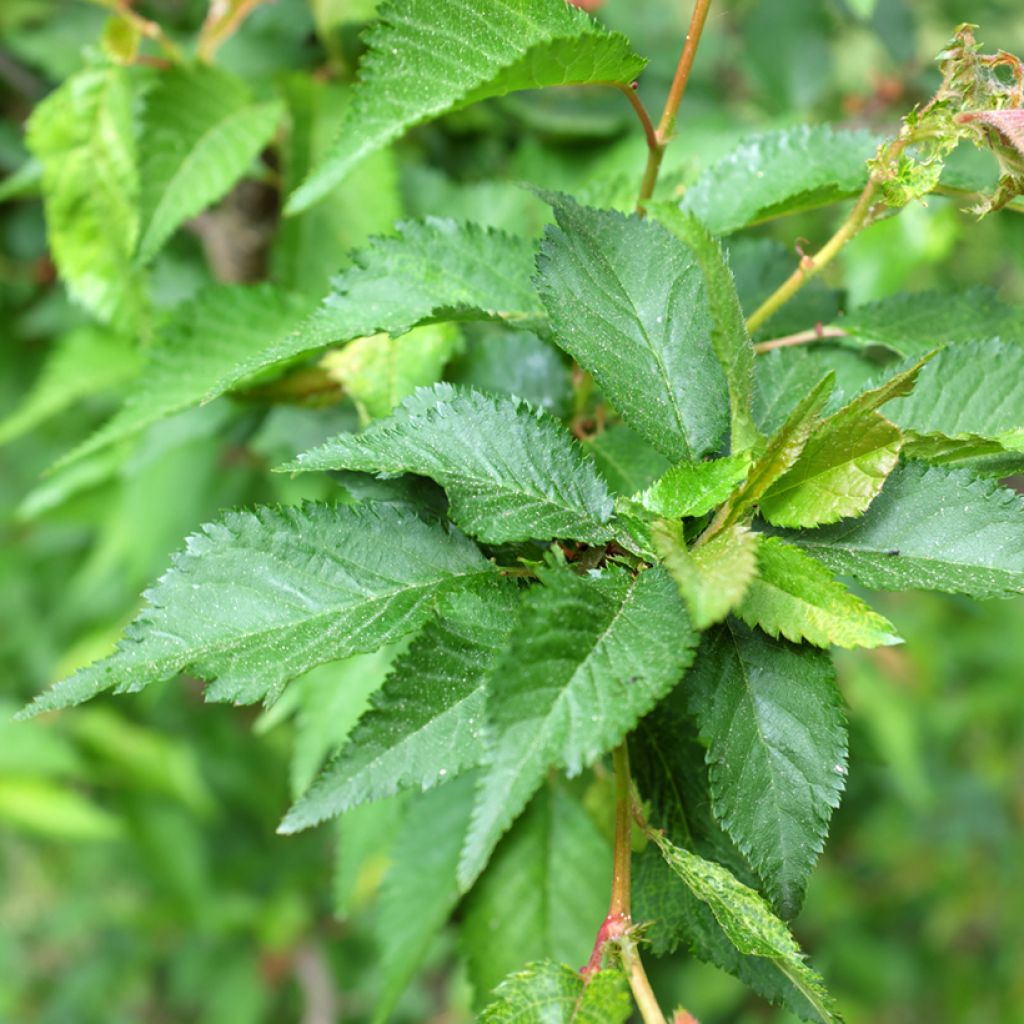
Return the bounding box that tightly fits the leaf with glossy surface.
[287,0,645,212]
[738,538,900,649]
[480,961,631,1024]
[280,583,517,832]
[20,502,494,716]
[285,385,615,544]
[638,452,751,520]
[537,193,728,461]
[783,462,1024,598]
[687,621,847,916]
[458,564,696,890]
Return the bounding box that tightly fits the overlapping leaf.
[481,961,631,1024]
[20,502,494,716]
[637,452,751,520]
[287,0,645,212]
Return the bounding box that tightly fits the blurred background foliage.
[1,0,1022,1021]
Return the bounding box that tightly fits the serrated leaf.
[458,564,696,890]
[680,125,878,235]
[650,829,842,1023]
[783,461,1024,598]
[464,782,610,1005]
[738,538,900,648]
[760,357,931,528]
[480,961,631,1024]
[285,385,615,545]
[583,424,672,497]
[20,502,494,717]
[287,0,645,213]
[651,204,762,451]
[838,288,1024,356]
[687,621,847,916]
[373,772,478,1023]
[537,193,728,460]
[638,452,751,520]
[653,520,760,630]
[26,66,146,325]
[58,219,542,469]
[137,66,283,264]
[281,583,517,832]
[321,323,462,422]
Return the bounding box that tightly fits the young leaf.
[280,583,517,832]
[738,537,901,649]
[783,462,1024,598]
[284,385,616,545]
[537,193,729,460]
[680,125,879,235]
[464,782,610,1003]
[136,66,283,264]
[653,520,761,630]
[26,66,146,325]
[458,564,696,890]
[20,502,494,717]
[480,961,631,1024]
[649,830,842,1023]
[651,204,762,452]
[637,452,752,520]
[286,0,645,212]
[759,357,931,528]
[373,773,478,1023]
[686,621,847,916]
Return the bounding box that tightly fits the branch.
[753,325,848,354]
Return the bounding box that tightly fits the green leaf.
[280,583,517,831]
[373,773,478,1023]
[458,563,696,890]
[583,424,672,497]
[137,66,283,264]
[680,125,878,235]
[637,452,751,520]
[687,621,847,916]
[285,385,615,545]
[26,66,146,325]
[783,461,1024,598]
[653,520,761,630]
[649,829,842,1023]
[651,204,762,452]
[20,502,494,716]
[759,357,930,528]
[480,961,631,1024]
[321,323,462,422]
[838,288,1024,357]
[464,782,610,1005]
[738,538,901,649]
[286,0,645,212]
[537,193,728,460]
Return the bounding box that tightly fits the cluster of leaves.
[4,0,1024,1021]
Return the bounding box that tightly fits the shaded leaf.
[583,424,672,497]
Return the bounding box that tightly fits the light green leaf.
[738,538,900,648]
[480,961,631,1024]
[760,357,930,528]
[26,66,146,325]
[137,66,283,264]
[687,621,847,917]
[20,502,494,716]
[651,204,762,451]
[458,564,696,890]
[321,323,461,422]
[464,782,610,1005]
[285,385,615,545]
[537,193,728,460]
[650,829,841,1023]
[638,452,752,520]
[286,0,645,213]
[280,583,517,832]
[681,125,878,235]
[653,520,761,629]
[783,461,1024,598]
[373,773,478,1023]
[0,778,124,841]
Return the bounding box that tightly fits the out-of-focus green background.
[1,1,1022,1021]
